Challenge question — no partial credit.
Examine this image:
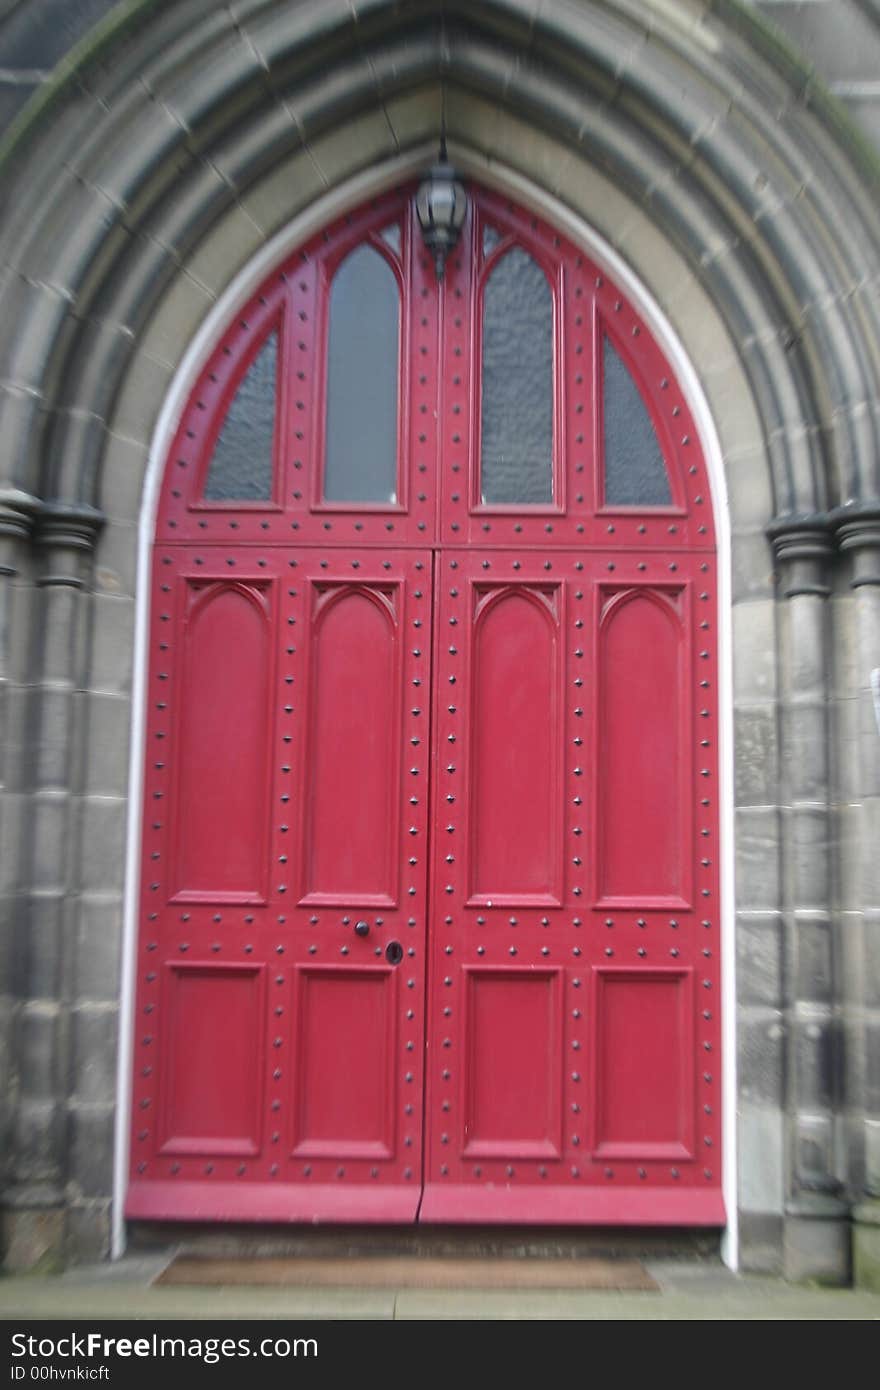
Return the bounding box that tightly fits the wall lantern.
[415,153,467,280]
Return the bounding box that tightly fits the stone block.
[793,1010,836,1110]
[735,805,781,910]
[0,793,27,894]
[737,1210,784,1275]
[853,1200,880,1291]
[0,684,31,794]
[39,585,81,685]
[74,896,123,1003]
[866,1019,880,1112]
[738,1104,784,1211]
[15,1003,60,1100]
[12,1098,64,1184]
[1,1207,65,1274]
[840,1015,866,1111]
[835,808,863,911]
[792,915,835,1003]
[0,0,118,71]
[793,1113,836,1193]
[733,703,779,806]
[79,691,132,798]
[77,795,127,895]
[757,1,880,85]
[66,1202,112,1266]
[71,1005,118,1104]
[99,432,149,525]
[780,594,829,699]
[830,588,859,699]
[732,599,777,702]
[701,371,765,475]
[5,580,39,685]
[783,1200,851,1286]
[92,520,139,601]
[110,352,174,449]
[308,110,399,189]
[17,893,65,999]
[385,86,443,148]
[856,797,880,904]
[31,687,74,789]
[783,804,832,909]
[181,204,271,302]
[833,694,860,807]
[736,912,784,1007]
[737,1008,785,1106]
[29,792,70,892]
[238,149,325,238]
[730,526,776,603]
[837,909,865,1006]
[865,1118,880,1196]
[88,595,135,696]
[863,913,880,1009]
[67,1103,115,1200]
[781,700,829,803]
[139,275,214,372]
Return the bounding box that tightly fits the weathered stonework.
[0,0,879,1283]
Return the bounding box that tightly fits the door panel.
[468,584,563,902]
[422,548,722,1224]
[171,579,273,902]
[128,546,430,1223]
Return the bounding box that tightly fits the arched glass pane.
[324,245,399,503]
[482,224,502,257]
[603,335,671,506]
[480,248,553,505]
[204,331,276,501]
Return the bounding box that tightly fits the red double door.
[127,188,724,1227]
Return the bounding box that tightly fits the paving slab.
[0,1258,877,1320]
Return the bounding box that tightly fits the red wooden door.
[127,186,724,1227]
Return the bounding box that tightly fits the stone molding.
[34,501,105,587]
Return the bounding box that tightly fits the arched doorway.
[126,182,723,1227]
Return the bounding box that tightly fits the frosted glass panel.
[480,248,553,505]
[325,245,399,504]
[204,332,276,501]
[603,336,671,506]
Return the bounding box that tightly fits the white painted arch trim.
[114,145,738,1268]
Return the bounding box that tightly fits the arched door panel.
[128,185,723,1228]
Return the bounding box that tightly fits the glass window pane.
[324,245,399,503]
[204,331,276,501]
[480,248,553,505]
[482,224,502,257]
[379,223,401,255]
[603,335,671,506]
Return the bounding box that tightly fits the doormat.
[156,1256,658,1292]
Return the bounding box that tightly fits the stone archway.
[1,1,878,1283]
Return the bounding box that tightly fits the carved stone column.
[767,517,849,1283]
[1,500,103,1271]
[833,507,880,1290]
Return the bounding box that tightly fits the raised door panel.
[468,585,563,904]
[158,964,266,1156]
[590,967,695,1160]
[171,579,274,902]
[292,966,396,1158]
[301,583,401,904]
[594,584,692,908]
